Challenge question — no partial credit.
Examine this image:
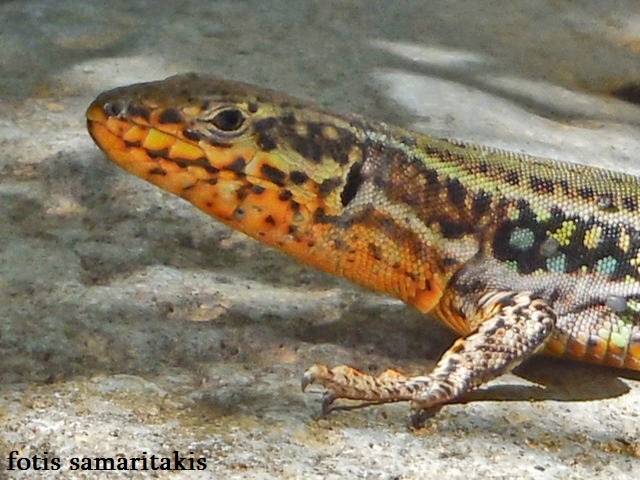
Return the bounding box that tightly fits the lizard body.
[87,73,640,422]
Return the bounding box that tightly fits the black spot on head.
[261,164,286,186]
[334,151,349,165]
[341,161,364,207]
[281,112,296,125]
[257,133,277,151]
[148,167,167,176]
[183,129,203,141]
[158,108,183,124]
[127,104,150,121]
[253,118,279,151]
[264,215,276,225]
[191,157,219,174]
[173,158,189,168]
[247,102,258,113]
[308,122,323,136]
[253,117,278,132]
[319,177,342,197]
[289,170,309,185]
[279,190,293,201]
[147,148,169,159]
[291,136,322,163]
[329,127,358,165]
[313,207,332,223]
[225,157,246,175]
[438,219,470,239]
[235,187,248,201]
[251,184,265,194]
[233,207,245,218]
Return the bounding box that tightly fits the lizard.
[86,73,640,424]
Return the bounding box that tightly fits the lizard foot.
[302,290,555,424]
[302,364,424,414]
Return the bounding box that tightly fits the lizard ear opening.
[341,160,364,207]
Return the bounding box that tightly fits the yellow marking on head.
[293,123,307,136]
[322,125,339,140]
[143,128,176,151]
[170,139,205,160]
[199,141,257,170]
[123,125,147,143]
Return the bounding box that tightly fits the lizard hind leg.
[302,290,556,424]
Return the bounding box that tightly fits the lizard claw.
[300,364,322,392]
[409,405,442,430]
[321,392,337,415]
[301,365,338,415]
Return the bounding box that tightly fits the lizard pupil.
[211,108,245,131]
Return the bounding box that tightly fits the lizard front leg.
[302,289,556,423]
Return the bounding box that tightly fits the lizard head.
[87,73,367,235]
[87,73,445,311]
[86,72,370,264]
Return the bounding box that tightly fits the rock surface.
[1,1,639,478]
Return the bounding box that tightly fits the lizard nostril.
[103,101,124,117]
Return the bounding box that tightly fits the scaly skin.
[87,73,640,423]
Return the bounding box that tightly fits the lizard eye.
[209,107,246,132]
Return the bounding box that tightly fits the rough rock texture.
[1,1,639,478]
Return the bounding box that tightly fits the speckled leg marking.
[302,291,556,419]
